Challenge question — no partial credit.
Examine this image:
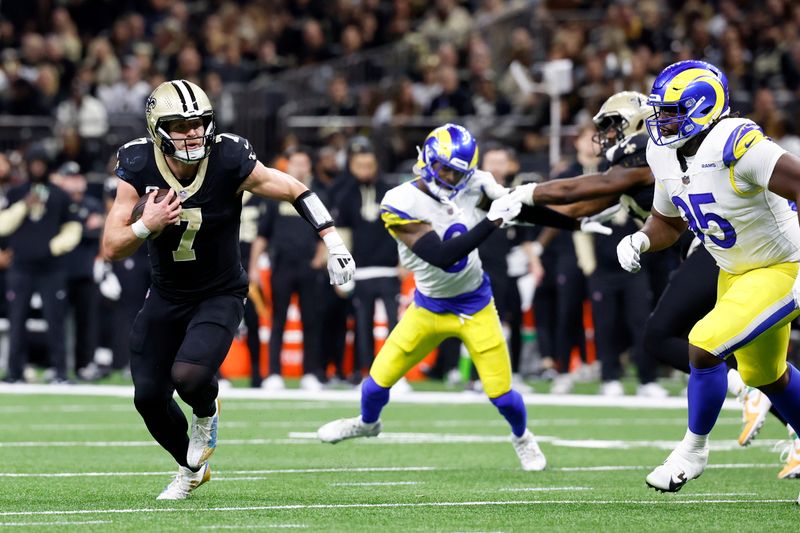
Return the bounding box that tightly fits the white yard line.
[329,482,423,486]
[199,526,308,530]
[499,487,590,492]
[0,499,794,518]
[0,466,438,478]
[0,520,112,526]
[0,384,744,410]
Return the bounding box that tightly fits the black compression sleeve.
[516,205,580,230]
[411,218,496,269]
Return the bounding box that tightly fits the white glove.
[486,193,522,225]
[579,218,613,235]
[99,270,122,301]
[616,232,650,273]
[93,258,107,284]
[512,182,537,206]
[323,231,356,286]
[471,169,508,200]
[586,203,622,224]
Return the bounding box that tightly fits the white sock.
[682,428,708,451]
[727,368,745,397]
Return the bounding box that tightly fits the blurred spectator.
[51,162,105,381]
[334,137,400,384]
[318,75,359,116]
[55,80,109,139]
[252,147,326,391]
[0,151,81,383]
[98,56,151,114]
[418,0,474,47]
[426,65,475,118]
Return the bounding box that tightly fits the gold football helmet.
[592,91,649,152]
[145,79,215,164]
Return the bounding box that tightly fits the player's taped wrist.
[411,218,496,270]
[322,230,345,251]
[293,190,334,232]
[514,183,537,206]
[131,219,152,239]
[631,231,650,252]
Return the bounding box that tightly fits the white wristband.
[131,219,152,239]
[322,230,343,250]
[531,242,544,257]
[515,183,537,206]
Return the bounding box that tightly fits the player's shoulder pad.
[380,181,424,226]
[722,119,767,168]
[608,133,649,168]
[214,132,256,170]
[116,137,152,174]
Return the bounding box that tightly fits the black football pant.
[242,297,262,387]
[67,277,100,373]
[352,276,400,375]
[5,269,68,380]
[317,277,348,380]
[589,271,654,383]
[110,258,150,370]
[130,288,244,467]
[268,264,322,378]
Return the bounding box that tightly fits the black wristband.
[292,190,334,231]
[411,218,496,270]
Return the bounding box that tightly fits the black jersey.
[115,134,258,302]
[605,132,653,222]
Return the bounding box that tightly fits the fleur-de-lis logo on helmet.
[646,60,730,149]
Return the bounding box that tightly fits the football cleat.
[637,382,669,398]
[600,380,624,397]
[738,387,771,446]
[777,429,800,480]
[646,444,708,493]
[156,462,211,500]
[317,416,381,444]
[187,399,219,470]
[511,429,547,471]
[261,374,285,391]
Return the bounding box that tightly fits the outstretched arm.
[520,166,652,205]
[240,161,354,285]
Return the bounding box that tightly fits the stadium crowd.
[2,0,800,392]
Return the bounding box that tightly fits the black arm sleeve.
[411,218,496,270]
[515,205,580,230]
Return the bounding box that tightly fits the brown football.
[130,188,172,224]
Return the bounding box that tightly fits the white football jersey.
[649,117,797,274]
[380,177,486,298]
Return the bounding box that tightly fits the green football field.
[0,389,798,532]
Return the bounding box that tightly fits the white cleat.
[511,429,547,471]
[300,373,324,392]
[646,444,708,493]
[261,374,285,391]
[777,429,800,479]
[156,462,211,500]
[600,380,624,397]
[187,399,219,470]
[550,374,574,395]
[317,416,381,444]
[738,387,771,446]
[392,377,413,395]
[637,382,669,399]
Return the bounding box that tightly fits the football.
[130,188,172,224]
[130,188,172,239]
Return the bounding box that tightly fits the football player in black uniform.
[102,80,355,500]
[515,91,792,453]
